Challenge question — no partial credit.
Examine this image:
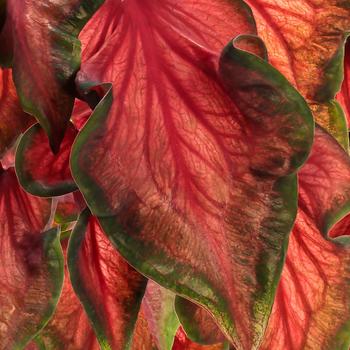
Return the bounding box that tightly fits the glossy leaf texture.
[0,68,34,158]
[175,297,226,345]
[260,127,350,350]
[172,328,229,350]
[245,0,350,147]
[30,238,100,350]
[336,38,350,128]
[72,1,314,348]
[16,123,77,197]
[0,167,64,349]
[0,0,104,151]
[131,281,179,350]
[68,209,148,350]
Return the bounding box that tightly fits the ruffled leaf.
[0,68,33,158]
[260,127,350,350]
[0,168,64,348]
[175,297,226,345]
[0,0,104,151]
[71,2,313,348]
[16,123,77,197]
[31,238,99,350]
[133,281,179,350]
[245,0,350,147]
[68,209,148,350]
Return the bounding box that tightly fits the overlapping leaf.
[30,238,99,350]
[245,0,350,148]
[0,68,33,158]
[337,39,350,128]
[260,127,350,349]
[0,0,104,151]
[16,123,77,197]
[0,167,64,349]
[71,1,314,348]
[132,281,179,350]
[54,192,85,225]
[175,297,226,345]
[68,210,148,349]
[172,328,229,350]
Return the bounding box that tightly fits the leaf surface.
[71,1,313,348]
[0,68,33,158]
[33,238,99,350]
[16,123,77,197]
[68,209,148,350]
[0,168,64,349]
[336,39,350,128]
[175,297,226,345]
[245,0,350,147]
[132,281,179,350]
[260,127,350,350]
[172,328,229,350]
[54,192,85,225]
[1,0,104,151]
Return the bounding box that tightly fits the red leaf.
[175,297,227,345]
[1,0,104,151]
[336,39,350,127]
[0,68,33,158]
[54,192,85,225]
[16,123,77,197]
[172,328,228,350]
[261,127,350,349]
[33,238,99,350]
[131,281,179,350]
[0,168,64,348]
[68,210,148,349]
[245,0,350,146]
[71,1,313,348]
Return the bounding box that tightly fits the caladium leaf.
[72,99,92,130]
[0,168,64,349]
[32,238,99,350]
[0,68,34,158]
[175,297,226,345]
[16,123,77,197]
[329,213,350,238]
[54,192,85,225]
[172,328,229,350]
[260,127,350,350]
[68,209,148,350]
[245,0,350,147]
[336,39,350,128]
[71,1,314,348]
[0,0,104,151]
[135,281,179,350]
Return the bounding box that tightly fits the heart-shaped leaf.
[0,168,64,349]
[68,209,148,350]
[71,1,314,348]
[0,0,104,151]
